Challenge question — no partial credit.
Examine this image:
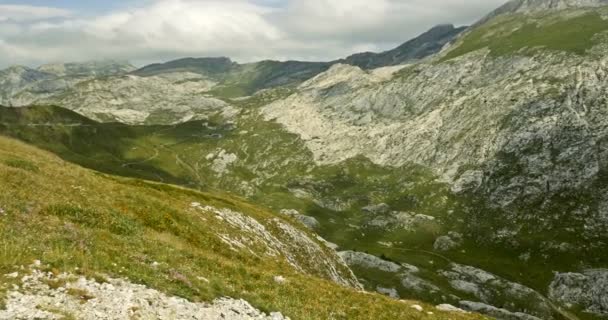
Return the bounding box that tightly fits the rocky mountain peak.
[506,0,608,12]
[420,24,459,37]
[476,0,608,25]
[341,24,466,69]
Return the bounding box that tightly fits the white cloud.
[86,0,282,49]
[0,4,71,22]
[0,0,508,68]
[281,0,391,36]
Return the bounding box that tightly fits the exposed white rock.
[376,286,399,299]
[32,73,231,124]
[210,149,238,175]
[451,170,484,194]
[262,49,608,211]
[401,263,420,273]
[410,304,424,312]
[400,273,442,295]
[365,211,437,231]
[0,269,288,320]
[273,276,287,284]
[0,66,57,106]
[197,206,361,288]
[436,304,468,313]
[440,263,553,319]
[434,232,463,252]
[280,209,320,230]
[315,235,339,250]
[460,301,542,320]
[361,203,391,214]
[493,0,608,15]
[338,251,401,273]
[548,269,608,316]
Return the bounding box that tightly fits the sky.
[0,0,507,68]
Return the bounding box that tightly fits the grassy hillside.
[0,135,489,319]
[442,9,608,61]
[0,104,589,319]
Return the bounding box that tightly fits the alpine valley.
[1,0,608,319]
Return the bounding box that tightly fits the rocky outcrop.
[474,0,608,27]
[0,62,135,107]
[262,50,607,182]
[376,286,400,299]
[195,204,361,289]
[459,301,542,320]
[433,232,463,252]
[441,263,553,319]
[262,31,608,249]
[338,251,402,273]
[0,268,287,320]
[0,24,466,113]
[280,209,320,230]
[493,0,608,14]
[0,66,56,106]
[209,149,239,175]
[548,269,608,316]
[36,74,232,124]
[365,211,436,231]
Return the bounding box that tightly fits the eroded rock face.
[549,269,608,316]
[263,51,608,185]
[195,205,361,289]
[262,44,608,249]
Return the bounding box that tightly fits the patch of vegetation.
[442,11,608,61]
[0,135,485,320]
[47,205,142,236]
[2,158,39,173]
[2,100,603,319]
[66,288,95,302]
[36,306,77,320]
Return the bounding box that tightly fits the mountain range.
[1,0,608,319]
